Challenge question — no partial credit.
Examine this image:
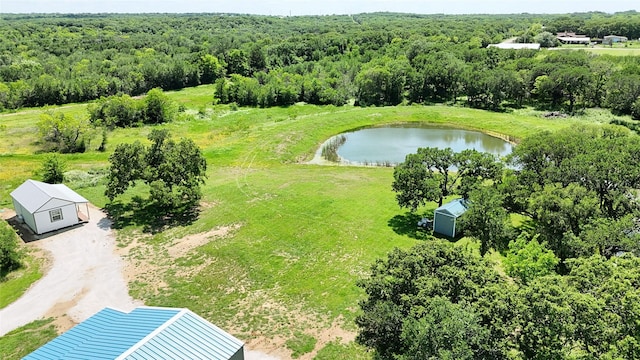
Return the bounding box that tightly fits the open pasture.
[0,86,585,358]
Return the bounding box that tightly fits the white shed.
[10,179,89,235]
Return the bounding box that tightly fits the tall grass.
[321,134,346,162]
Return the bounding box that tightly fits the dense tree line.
[383,124,640,357]
[36,87,178,153]
[2,12,640,116]
[357,241,640,359]
[545,11,640,39]
[87,88,177,128]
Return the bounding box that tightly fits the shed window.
[50,208,63,222]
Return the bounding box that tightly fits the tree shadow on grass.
[104,196,200,234]
[388,212,432,240]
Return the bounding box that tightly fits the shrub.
[38,154,66,184]
[0,220,22,277]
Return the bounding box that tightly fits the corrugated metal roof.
[434,198,468,218]
[125,311,244,360]
[10,179,88,213]
[24,307,244,360]
[24,307,180,360]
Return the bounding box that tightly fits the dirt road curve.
[0,205,140,336]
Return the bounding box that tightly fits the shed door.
[434,214,455,237]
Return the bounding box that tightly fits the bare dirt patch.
[168,224,240,259]
[227,290,357,360]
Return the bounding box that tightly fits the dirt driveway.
[0,206,282,359]
[0,205,141,336]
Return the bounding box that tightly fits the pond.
[323,124,514,165]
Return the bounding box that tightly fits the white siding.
[33,204,78,234]
[13,199,38,234]
[38,198,73,213]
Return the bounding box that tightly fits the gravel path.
[0,205,140,336]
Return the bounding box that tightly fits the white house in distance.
[488,43,541,50]
[10,179,89,235]
[604,35,628,43]
[556,31,591,45]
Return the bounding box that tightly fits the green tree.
[356,241,511,359]
[392,147,502,210]
[604,74,640,116]
[410,52,466,103]
[564,255,640,358]
[392,147,455,210]
[532,66,592,112]
[39,154,66,184]
[144,88,176,125]
[515,276,580,359]
[511,125,640,219]
[633,98,640,120]
[0,219,22,277]
[355,65,391,106]
[87,94,144,128]
[37,111,91,153]
[579,215,640,258]
[106,130,207,210]
[528,183,601,261]
[398,297,490,360]
[534,31,559,47]
[197,54,225,84]
[459,186,512,256]
[226,49,249,76]
[504,233,559,284]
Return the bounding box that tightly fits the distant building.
[556,31,591,45]
[24,307,245,360]
[557,36,591,44]
[556,31,578,37]
[604,35,628,43]
[488,43,541,50]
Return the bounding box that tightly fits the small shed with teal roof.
[433,198,468,238]
[24,306,244,360]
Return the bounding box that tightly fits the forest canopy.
[2,12,640,117]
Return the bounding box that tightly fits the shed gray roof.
[10,179,88,213]
[24,307,244,360]
[434,198,469,218]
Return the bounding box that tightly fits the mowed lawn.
[0,86,589,358]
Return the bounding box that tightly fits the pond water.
[332,124,514,165]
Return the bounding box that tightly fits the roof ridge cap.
[116,308,187,360]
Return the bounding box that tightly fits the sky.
[0,0,637,16]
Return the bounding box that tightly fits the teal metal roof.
[434,198,468,218]
[24,307,244,360]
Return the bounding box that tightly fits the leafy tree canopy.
[105,129,207,211]
[392,147,502,210]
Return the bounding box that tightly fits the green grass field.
[0,253,43,309]
[555,41,640,56]
[0,86,598,358]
